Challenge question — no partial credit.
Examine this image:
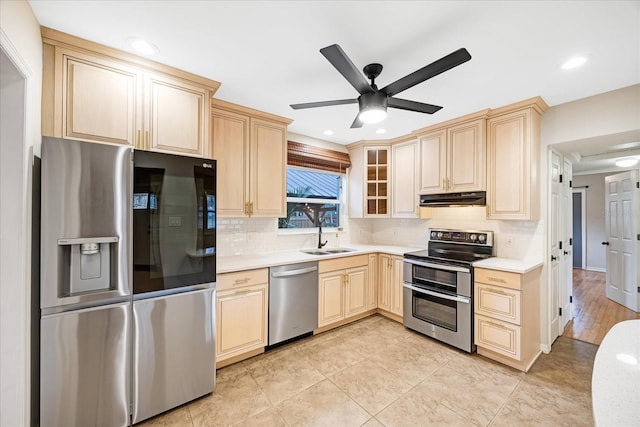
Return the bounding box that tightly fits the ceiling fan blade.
[350,114,364,128]
[290,98,358,110]
[320,44,372,95]
[381,48,472,97]
[388,97,443,114]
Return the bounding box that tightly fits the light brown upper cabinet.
[486,98,548,220]
[41,27,219,158]
[347,144,391,218]
[391,139,420,218]
[418,115,487,194]
[211,100,291,218]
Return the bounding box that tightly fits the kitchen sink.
[301,248,356,256]
[301,250,330,255]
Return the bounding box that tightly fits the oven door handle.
[403,258,469,273]
[403,283,470,304]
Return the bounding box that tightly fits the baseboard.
[540,343,551,354]
[586,266,606,273]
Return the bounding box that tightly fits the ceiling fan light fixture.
[615,158,639,168]
[358,91,388,124]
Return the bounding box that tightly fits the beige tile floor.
[139,315,597,427]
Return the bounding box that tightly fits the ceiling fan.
[290,44,472,128]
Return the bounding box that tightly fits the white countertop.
[472,257,543,274]
[592,320,640,427]
[217,244,420,274]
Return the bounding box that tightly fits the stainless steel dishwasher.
[269,261,319,346]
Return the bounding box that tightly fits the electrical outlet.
[505,235,514,248]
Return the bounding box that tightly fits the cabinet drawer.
[319,255,368,273]
[475,268,521,290]
[475,314,521,360]
[475,283,521,325]
[217,268,268,291]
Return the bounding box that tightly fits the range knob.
[437,232,443,239]
[431,231,437,239]
[469,234,477,241]
[478,234,486,243]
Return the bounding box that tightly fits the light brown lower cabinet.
[474,266,541,372]
[378,253,404,320]
[216,269,268,368]
[316,255,375,332]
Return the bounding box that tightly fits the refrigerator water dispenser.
[58,237,118,295]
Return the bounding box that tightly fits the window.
[278,167,343,229]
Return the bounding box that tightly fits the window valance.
[287,141,351,173]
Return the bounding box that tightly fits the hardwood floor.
[563,268,640,345]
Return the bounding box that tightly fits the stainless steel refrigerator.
[40,137,216,426]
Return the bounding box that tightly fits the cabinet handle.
[250,202,254,216]
[487,277,507,283]
[487,286,506,294]
[145,131,149,150]
[245,202,250,216]
[488,320,507,329]
[442,178,446,191]
[234,278,250,285]
[137,130,141,148]
[234,288,253,295]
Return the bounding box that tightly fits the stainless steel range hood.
[420,191,486,207]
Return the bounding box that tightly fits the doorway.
[0,47,29,426]
[572,188,586,269]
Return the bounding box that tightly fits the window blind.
[287,141,351,173]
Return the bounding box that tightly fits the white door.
[548,150,562,342]
[560,158,573,331]
[604,170,639,312]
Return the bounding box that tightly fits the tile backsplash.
[217,207,543,263]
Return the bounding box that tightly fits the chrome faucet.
[317,221,328,249]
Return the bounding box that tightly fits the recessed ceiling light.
[615,158,639,168]
[323,130,334,136]
[375,128,387,134]
[616,353,638,365]
[561,56,588,70]
[128,38,158,56]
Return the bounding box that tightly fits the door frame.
[572,188,587,270]
[0,34,32,427]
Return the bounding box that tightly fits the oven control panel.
[429,229,493,246]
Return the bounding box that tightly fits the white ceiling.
[28,1,640,173]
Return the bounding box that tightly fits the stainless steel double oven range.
[403,229,494,352]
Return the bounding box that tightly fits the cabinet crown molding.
[488,96,549,117]
[211,98,292,125]
[41,26,221,93]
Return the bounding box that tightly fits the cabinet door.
[365,147,390,216]
[60,48,142,146]
[390,256,404,316]
[448,119,485,192]
[250,118,287,217]
[377,254,391,311]
[367,254,378,310]
[392,140,420,218]
[145,72,209,158]
[487,109,537,220]
[419,130,447,194]
[216,284,268,360]
[318,271,345,326]
[475,314,521,360]
[212,109,250,217]
[345,266,368,318]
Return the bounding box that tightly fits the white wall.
[540,84,640,349]
[0,1,42,425]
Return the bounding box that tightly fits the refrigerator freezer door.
[40,302,131,427]
[132,287,216,423]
